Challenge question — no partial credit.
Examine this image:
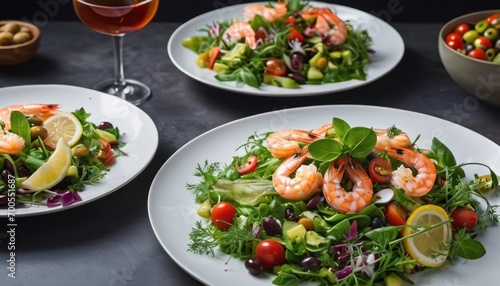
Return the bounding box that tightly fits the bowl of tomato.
[439,10,500,107]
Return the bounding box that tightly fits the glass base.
[92,78,152,106]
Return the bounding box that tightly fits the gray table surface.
[0,21,499,286]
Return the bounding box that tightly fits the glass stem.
[112,35,127,98]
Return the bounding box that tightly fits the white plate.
[0,84,158,217]
[167,1,404,96]
[149,105,500,285]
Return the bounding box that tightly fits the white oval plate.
[0,84,158,217]
[149,105,500,285]
[167,1,405,96]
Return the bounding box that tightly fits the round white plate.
[0,84,158,217]
[167,1,405,96]
[149,105,500,285]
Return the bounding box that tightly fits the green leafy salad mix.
[186,117,499,286]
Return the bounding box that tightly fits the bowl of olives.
[439,10,500,107]
[0,20,41,66]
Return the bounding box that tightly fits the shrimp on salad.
[386,146,437,197]
[322,156,374,214]
[0,130,25,155]
[272,148,323,201]
[222,22,257,49]
[300,7,347,45]
[243,1,287,23]
[266,128,325,159]
[0,103,59,130]
[373,127,413,153]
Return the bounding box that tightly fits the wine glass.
[73,0,159,105]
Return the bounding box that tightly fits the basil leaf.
[332,117,350,142]
[456,238,486,260]
[308,138,343,162]
[343,127,376,159]
[9,111,31,150]
[239,69,260,88]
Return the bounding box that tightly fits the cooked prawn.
[300,7,347,45]
[0,130,25,155]
[266,128,324,159]
[373,128,413,152]
[385,146,437,197]
[272,149,323,201]
[311,123,333,136]
[0,104,59,130]
[223,22,257,49]
[243,1,287,23]
[322,156,373,214]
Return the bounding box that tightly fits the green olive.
[2,22,21,34]
[316,57,328,69]
[0,32,13,46]
[20,26,31,34]
[463,30,479,44]
[72,144,89,158]
[27,116,44,127]
[30,126,48,140]
[12,31,32,44]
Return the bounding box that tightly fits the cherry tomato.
[288,27,305,42]
[473,36,492,50]
[254,239,286,270]
[235,155,258,175]
[454,23,471,36]
[486,13,500,23]
[450,208,478,231]
[447,39,465,51]
[445,32,462,43]
[265,59,287,76]
[207,47,220,70]
[386,202,407,226]
[211,202,237,231]
[368,158,393,184]
[468,48,487,60]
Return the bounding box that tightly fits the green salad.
[186,117,499,285]
[182,0,373,89]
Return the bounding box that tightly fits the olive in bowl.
[0,20,41,66]
[438,10,500,107]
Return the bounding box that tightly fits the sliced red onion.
[46,190,82,208]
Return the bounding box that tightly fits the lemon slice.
[402,205,452,267]
[21,138,72,192]
[42,111,83,148]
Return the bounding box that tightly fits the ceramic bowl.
[0,20,41,66]
[438,10,500,107]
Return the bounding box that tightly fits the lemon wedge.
[21,138,72,192]
[42,111,83,149]
[402,205,452,267]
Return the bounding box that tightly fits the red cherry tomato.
[368,158,393,184]
[473,36,492,50]
[211,202,237,231]
[265,59,287,76]
[486,13,500,23]
[254,239,286,270]
[445,32,462,43]
[447,39,465,51]
[255,27,267,41]
[386,202,407,226]
[468,48,487,60]
[235,155,258,175]
[288,27,305,42]
[454,23,471,36]
[450,208,478,231]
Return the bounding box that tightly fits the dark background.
[1,0,499,24]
